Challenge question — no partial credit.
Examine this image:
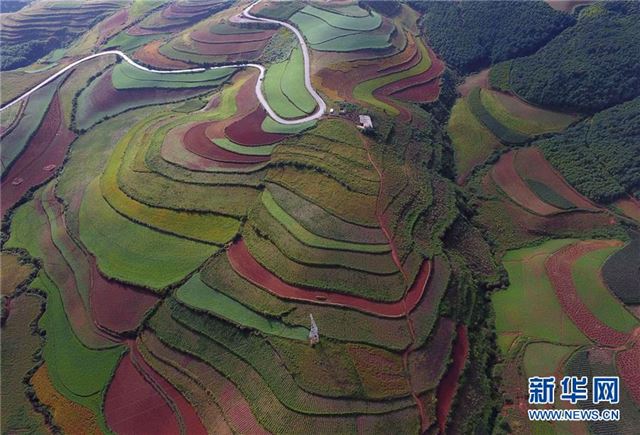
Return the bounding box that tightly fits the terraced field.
[2,1,637,434]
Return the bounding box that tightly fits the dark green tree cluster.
[1,36,62,71]
[506,4,640,113]
[412,1,573,73]
[535,97,640,203]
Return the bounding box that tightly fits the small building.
[308,314,319,346]
[358,115,373,130]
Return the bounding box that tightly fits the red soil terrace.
[616,337,640,406]
[227,239,431,317]
[131,343,207,435]
[105,351,181,434]
[1,93,76,217]
[514,147,598,210]
[190,28,274,44]
[379,46,445,96]
[184,122,269,164]
[436,324,469,434]
[391,79,441,103]
[545,241,629,348]
[225,106,288,146]
[491,151,563,216]
[134,40,193,69]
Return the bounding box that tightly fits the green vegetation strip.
[176,275,309,341]
[524,179,575,210]
[571,245,639,333]
[467,88,529,144]
[353,38,431,116]
[112,62,234,89]
[299,5,381,31]
[262,115,315,134]
[80,178,216,290]
[262,190,389,253]
[32,273,122,432]
[492,239,590,354]
[213,138,275,156]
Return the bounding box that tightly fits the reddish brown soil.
[491,151,563,216]
[41,186,159,335]
[545,241,629,347]
[379,46,445,95]
[408,318,456,393]
[224,106,288,146]
[391,79,441,103]
[80,71,202,124]
[514,148,598,210]
[105,351,181,434]
[131,343,207,435]
[161,122,266,171]
[227,239,431,317]
[1,94,75,217]
[617,336,640,406]
[90,256,159,334]
[127,24,164,36]
[377,33,418,74]
[190,28,274,44]
[134,40,193,69]
[97,9,128,44]
[188,38,269,56]
[436,324,469,434]
[614,196,640,223]
[457,68,490,97]
[184,122,269,164]
[142,332,268,434]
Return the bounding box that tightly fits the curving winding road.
[0,0,326,125]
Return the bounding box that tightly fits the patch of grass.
[80,178,216,289]
[0,252,34,296]
[213,138,275,156]
[175,274,309,340]
[261,190,388,253]
[447,97,501,182]
[480,89,575,135]
[310,30,393,52]
[100,113,242,244]
[525,179,576,210]
[488,61,511,92]
[0,77,59,176]
[1,293,47,435]
[263,47,315,119]
[298,5,381,31]
[104,32,167,52]
[522,342,576,377]
[289,12,361,45]
[112,62,234,89]
[265,166,379,227]
[261,115,315,134]
[572,245,639,333]
[492,239,590,346]
[353,38,431,116]
[467,88,529,144]
[32,273,122,431]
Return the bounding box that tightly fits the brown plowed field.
[134,40,193,69]
[1,93,75,217]
[391,78,440,103]
[184,122,269,164]
[491,151,563,216]
[616,336,640,406]
[514,147,598,210]
[188,38,269,56]
[545,241,630,347]
[131,343,207,435]
[105,350,181,434]
[379,46,444,96]
[190,28,274,44]
[97,9,128,44]
[457,68,489,97]
[614,196,640,223]
[436,324,469,434]
[227,239,432,317]
[161,121,265,171]
[225,106,287,146]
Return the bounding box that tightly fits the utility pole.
[308,314,319,346]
